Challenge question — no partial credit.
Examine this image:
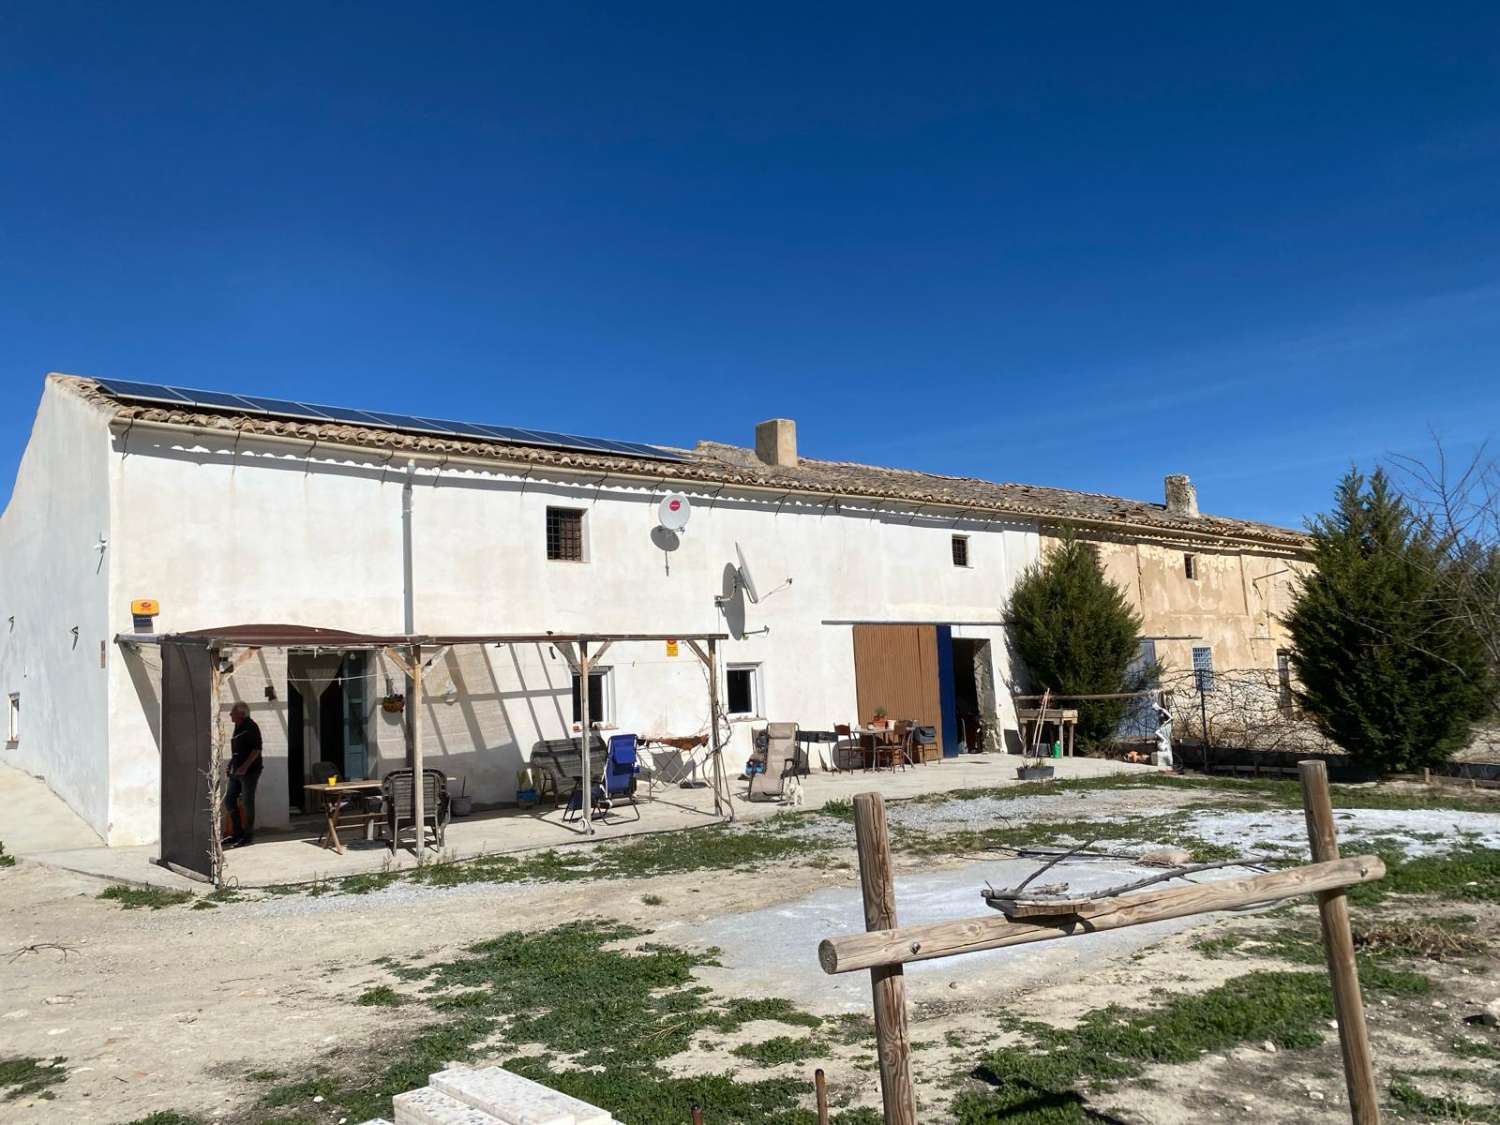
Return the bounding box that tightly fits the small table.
[303,780,383,854]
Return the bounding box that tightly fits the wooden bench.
[531,736,608,805]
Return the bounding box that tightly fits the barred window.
[546,507,585,561]
[951,535,970,567]
[1184,553,1198,579]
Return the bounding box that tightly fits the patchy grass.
[641,893,665,906]
[952,962,1430,1123]
[0,841,15,867]
[122,1115,206,1125]
[223,920,860,1125]
[354,985,406,1007]
[98,884,195,910]
[731,1035,824,1067]
[0,1056,68,1102]
[1340,847,1500,910]
[1388,1076,1500,1121]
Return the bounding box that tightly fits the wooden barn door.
[852,624,945,755]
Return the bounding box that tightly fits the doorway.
[949,637,996,753]
[286,652,370,811]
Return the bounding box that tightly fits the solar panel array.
[93,379,686,462]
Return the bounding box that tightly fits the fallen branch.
[8,942,80,963]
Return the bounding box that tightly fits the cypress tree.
[1286,468,1493,772]
[1006,534,1155,748]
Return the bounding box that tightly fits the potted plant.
[871,706,889,729]
[381,693,405,714]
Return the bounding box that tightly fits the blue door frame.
[936,625,961,756]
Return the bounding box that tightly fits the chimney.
[755,418,798,468]
[1164,474,1199,518]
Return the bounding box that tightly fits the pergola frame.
[117,626,731,882]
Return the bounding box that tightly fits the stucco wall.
[0,381,114,840]
[104,422,1038,840]
[1052,534,1311,675]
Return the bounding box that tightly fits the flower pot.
[1017,765,1056,781]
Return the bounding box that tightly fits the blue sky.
[3,2,1498,528]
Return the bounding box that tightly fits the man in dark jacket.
[224,702,263,847]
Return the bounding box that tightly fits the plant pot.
[1017,765,1056,781]
[450,795,473,817]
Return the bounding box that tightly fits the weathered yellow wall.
[1043,534,1312,675]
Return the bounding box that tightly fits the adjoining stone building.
[0,374,1309,845]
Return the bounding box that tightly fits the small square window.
[1184,553,1198,580]
[726,664,760,717]
[6,693,17,745]
[951,535,970,568]
[547,507,585,562]
[570,669,611,724]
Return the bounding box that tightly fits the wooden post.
[208,649,226,888]
[578,640,593,836]
[409,643,425,854]
[689,1106,704,1125]
[707,637,726,818]
[814,1067,829,1125]
[852,792,917,1125]
[1299,760,1380,1124]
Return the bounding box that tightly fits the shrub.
[1006,534,1156,748]
[1286,469,1493,772]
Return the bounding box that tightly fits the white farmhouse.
[0,375,1306,848]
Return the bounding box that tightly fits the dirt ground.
[2,778,1498,1124]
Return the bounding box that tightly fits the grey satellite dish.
[658,493,691,533]
[735,542,761,604]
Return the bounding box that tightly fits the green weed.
[355,985,405,1007]
[731,1035,823,1067]
[98,884,194,910]
[0,1056,67,1102]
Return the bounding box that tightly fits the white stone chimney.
[755,418,798,468]
[1164,474,1199,518]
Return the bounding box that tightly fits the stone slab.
[393,1087,503,1125]
[431,1066,615,1125]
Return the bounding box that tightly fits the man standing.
[224,702,263,847]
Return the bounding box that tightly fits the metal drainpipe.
[402,460,416,769]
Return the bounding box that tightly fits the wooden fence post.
[814,1067,829,1125]
[852,792,917,1125]
[1299,759,1380,1124]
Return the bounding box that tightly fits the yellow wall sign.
[130,599,160,617]
[665,639,679,657]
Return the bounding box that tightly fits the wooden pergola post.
[408,642,425,854]
[1300,760,1380,1123]
[853,792,917,1125]
[207,646,226,888]
[578,639,593,836]
[706,637,725,818]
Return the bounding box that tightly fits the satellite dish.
[735,542,761,604]
[658,493,691,532]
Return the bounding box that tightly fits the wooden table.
[303,780,383,853]
[855,726,909,771]
[1016,708,1079,757]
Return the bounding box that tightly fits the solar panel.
[166,388,260,412]
[94,379,192,405]
[91,378,685,461]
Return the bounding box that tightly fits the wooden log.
[853,793,917,1125]
[819,854,1384,975]
[814,1068,829,1125]
[1299,759,1381,1124]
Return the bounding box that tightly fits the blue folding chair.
[565,734,641,823]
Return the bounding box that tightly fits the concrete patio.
[21,752,1161,890]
